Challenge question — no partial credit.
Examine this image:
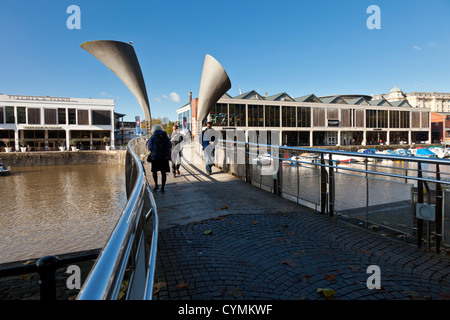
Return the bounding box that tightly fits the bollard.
[36,255,60,300]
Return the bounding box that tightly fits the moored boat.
[0,163,11,176]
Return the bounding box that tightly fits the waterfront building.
[373,85,450,112]
[177,89,431,147]
[0,94,115,151]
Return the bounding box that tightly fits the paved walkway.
[145,145,450,300]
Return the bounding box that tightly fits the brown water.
[0,164,127,264]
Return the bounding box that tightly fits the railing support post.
[320,153,327,214]
[328,155,334,217]
[36,255,60,300]
[417,162,424,248]
[436,164,442,254]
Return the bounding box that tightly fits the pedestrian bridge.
[77,138,450,300]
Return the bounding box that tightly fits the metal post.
[320,153,327,214]
[329,155,334,217]
[365,161,369,231]
[36,256,60,300]
[417,162,424,248]
[436,164,442,254]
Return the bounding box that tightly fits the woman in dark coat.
[148,124,171,192]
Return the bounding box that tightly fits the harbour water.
[0,164,126,264]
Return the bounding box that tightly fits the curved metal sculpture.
[197,54,231,124]
[81,40,152,134]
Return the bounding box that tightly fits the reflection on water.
[0,164,126,264]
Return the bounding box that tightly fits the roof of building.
[345,97,370,105]
[294,94,321,103]
[233,90,265,100]
[319,96,348,104]
[389,100,412,107]
[265,92,295,102]
[369,98,392,106]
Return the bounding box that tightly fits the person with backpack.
[147,124,171,192]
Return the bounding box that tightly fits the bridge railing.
[77,136,158,300]
[212,138,450,253]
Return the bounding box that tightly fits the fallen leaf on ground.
[176,281,189,289]
[22,260,35,265]
[325,274,336,281]
[252,221,258,225]
[317,288,337,298]
[215,205,229,210]
[280,258,297,267]
[230,287,243,298]
[349,265,360,271]
[404,290,419,300]
[153,282,167,294]
[204,229,213,235]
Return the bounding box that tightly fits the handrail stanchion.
[417,162,424,248]
[320,153,327,215]
[436,164,442,254]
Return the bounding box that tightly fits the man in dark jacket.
[202,121,217,175]
[148,124,171,192]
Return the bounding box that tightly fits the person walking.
[202,121,217,175]
[169,124,184,178]
[147,124,171,192]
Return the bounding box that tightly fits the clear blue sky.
[1,0,450,121]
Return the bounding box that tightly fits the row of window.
[207,104,429,129]
[0,106,112,126]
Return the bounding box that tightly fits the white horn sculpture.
[197,54,231,124]
[81,40,152,134]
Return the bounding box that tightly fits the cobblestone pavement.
[148,146,450,300]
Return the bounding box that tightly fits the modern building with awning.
[0,94,115,151]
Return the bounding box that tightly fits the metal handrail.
[217,139,450,185]
[77,137,158,300]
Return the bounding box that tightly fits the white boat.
[324,153,352,163]
[429,147,447,158]
[394,149,413,157]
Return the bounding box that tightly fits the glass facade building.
[177,90,431,147]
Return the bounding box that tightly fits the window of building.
[91,110,111,125]
[77,110,89,125]
[312,108,325,127]
[421,112,429,128]
[27,108,41,125]
[378,110,388,128]
[248,105,264,127]
[282,106,296,127]
[265,105,280,127]
[366,110,377,128]
[229,104,246,126]
[44,109,57,125]
[297,107,311,127]
[68,109,76,125]
[17,107,26,124]
[5,106,14,124]
[400,111,410,128]
[58,108,66,125]
[0,107,3,124]
[210,103,228,126]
